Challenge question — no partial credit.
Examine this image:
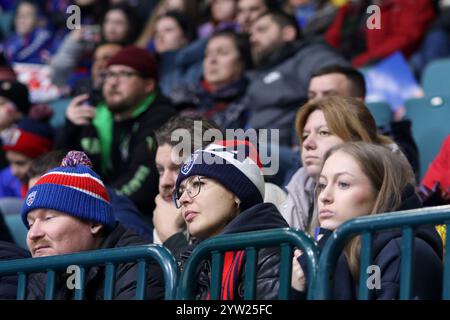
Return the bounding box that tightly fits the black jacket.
[57,93,176,216]
[0,241,31,299]
[296,186,443,300]
[26,224,165,300]
[179,202,289,300]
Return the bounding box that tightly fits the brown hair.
[318,142,416,278]
[295,96,392,146]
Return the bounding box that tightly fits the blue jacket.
[0,167,22,199]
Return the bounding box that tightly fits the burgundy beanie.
[106,45,158,81]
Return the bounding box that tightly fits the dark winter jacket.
[26,223,165,300]
[179,202,289,300]
[295,185,443,300]
[57,92,176,215]
[0,241,31,299]
[244,40,347,146]
[171,77,249,130]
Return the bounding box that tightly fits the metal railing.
[0,244,179,300]
[314,205,450,300]
[176,228,320,300]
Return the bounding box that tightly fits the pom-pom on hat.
[175,140,265,210]
[21,151,115,230]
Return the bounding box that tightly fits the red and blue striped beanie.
[175,140,265,210]
[21,152,115,230]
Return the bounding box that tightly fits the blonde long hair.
[318,142,416,278]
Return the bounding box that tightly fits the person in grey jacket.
[245,10,347,146]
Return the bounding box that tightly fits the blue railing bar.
[104,263,116,300]
[210,251,223,300]
[399,227,414,300]
[358,231,372,300]
[243,247,257,300]
[17,273,27,300]
[135,260,147,300]
[73,266,86,300]
[45,270,56,300]
[279,243,292,300]
[443,222,450,300]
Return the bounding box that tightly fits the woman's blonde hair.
[318,141,416,278]
[295,96,393,146]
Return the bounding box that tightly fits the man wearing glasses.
[58,46,176,221]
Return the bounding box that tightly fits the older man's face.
[26,209,101,257]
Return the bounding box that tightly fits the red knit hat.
[2,117,54,159]
[106,45,158,81]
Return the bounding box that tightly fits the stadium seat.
[405,95,450,179]
[422,58,450,96]
[366,101,392,128]
[48,98,71,129]
[4,214,28,250]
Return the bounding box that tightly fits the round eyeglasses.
[172,176,205,209]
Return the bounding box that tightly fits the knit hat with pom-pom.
[21,151,115,230]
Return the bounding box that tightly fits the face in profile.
[317,150,377,230]
[250,15,284,66]
[177,175,238,239]
[237,0,267,33]
[156,144,182,202]
[301,110,344,179]
[26,209,102,257]
[6,150,33,183]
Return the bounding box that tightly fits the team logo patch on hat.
[26,191,37,207]
[181,153,198,175]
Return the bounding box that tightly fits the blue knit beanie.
[175,140,265,210]
[21,151,116,230]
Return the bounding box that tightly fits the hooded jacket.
[179,202,289,300]
[26,223,165,300]
[295,186,443,300]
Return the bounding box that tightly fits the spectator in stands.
[0,80,30,169]
[197,0,240,39]
[0,240,30,299]
[171,30,252,130]
[325,0,435,68]
[283,0,337,39]
[419,135,450,206]
[154,11,203,97]
[22,151,164,299]
[101,3,141,46]
[236,0,277,33]
[3,0,52,65]
[72,43,123,105]
[57,46,176,217]
[245,10,346,146]
[153,116,221,258]
[306,65,420,178]
[0,107,54,198]
[27,150,153,241]
[281,96,397,231]
[291,142,443,299]
[175,140,288,299]
[135,0,201,50]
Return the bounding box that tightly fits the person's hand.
[66,94,96,125]
[291,249,306,292]
[153,194,185,243]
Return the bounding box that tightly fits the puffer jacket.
[179,202,289,300]
[26,223,165,300]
